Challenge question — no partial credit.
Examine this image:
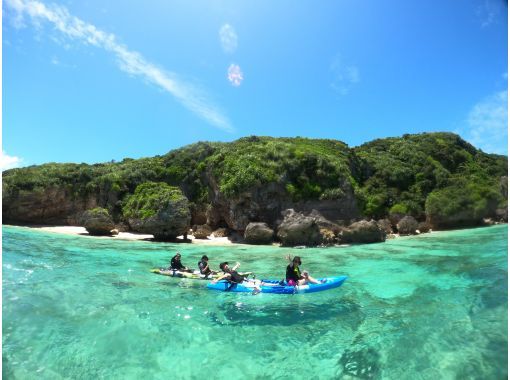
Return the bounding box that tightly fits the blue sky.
[2,0,508,169]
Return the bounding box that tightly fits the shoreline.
[5,225,236,246]
[4,223,506,248]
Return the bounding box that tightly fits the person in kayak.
[213,262,250,284]
[212,262,263,293]
[198,255,217,277]
[168,252,192,272]
[212,262,279,293]
[285,255,322,286]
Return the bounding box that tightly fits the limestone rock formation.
[212,227,229,237]
[193,224,213,239]
[276,209,321,247]
[204,168,359,233]
[244,222,274,245]
[397,216,419,235]
[3,186,97,225]
[417,221,431,233]
[495,207,508,222]
[388,212,405,229]
[81,207,115,236]
[123,182,191,241]
[3,134,505,243]
[319,227,337,245]
[339,220,386,244]
[190,205,207,226]
[377,219,393,235]
[308,209,343,232]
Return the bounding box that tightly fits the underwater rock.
[338,345,381,379]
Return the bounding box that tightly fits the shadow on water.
[208,296,365,328]
[2,355,14,379]
[479,277,507,310]
[482,338,509,379]
[111,281,136,290]
[469,267,507,313]
[337,344,381,379]
[454,352,508,380]
[469,265,507,283]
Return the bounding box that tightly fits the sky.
[2,0,508,169]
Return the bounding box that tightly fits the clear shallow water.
[3,225,507,379]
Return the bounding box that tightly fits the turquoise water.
[3,225,507,379]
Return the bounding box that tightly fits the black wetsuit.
[286,264,302,282]
[170,256,185,270]
[227,270,245,284]
[198,260,211,276]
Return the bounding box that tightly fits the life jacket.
[286,264,301,282]
[198,260,210,275]
[170,256,184,270]
[228,270,245,284]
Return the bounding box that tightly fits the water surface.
[3,225,507,379]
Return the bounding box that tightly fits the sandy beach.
[23,225,235,246]
[11,225,410,247]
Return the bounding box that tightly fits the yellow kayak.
[151,268,253,280]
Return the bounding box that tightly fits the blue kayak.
[206,276,347,294]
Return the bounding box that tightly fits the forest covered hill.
[3,132,507,243]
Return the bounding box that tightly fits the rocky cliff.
[3,186,97,225]
[3,133,507,245]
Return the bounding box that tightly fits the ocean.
[2,224,507,379]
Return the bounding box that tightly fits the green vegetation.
[3,163,98,197]
[3,133,507,228]
[84,207,111,218]
[206,136,352,200]
[389,203,408,215]
[353,132,507,220]
[425,176,504,228]
[3,136,354,204]
[122,182,188,220]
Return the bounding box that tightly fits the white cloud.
[227,64,243,87]
[476,0,503,28]
[1,151,23,170]
[5,0,234,133]
[219,24,238,54]
[461,90,508,155]
[329,54,360,96]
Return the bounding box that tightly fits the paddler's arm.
[232,262,241,271]
[211,273,230,284]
